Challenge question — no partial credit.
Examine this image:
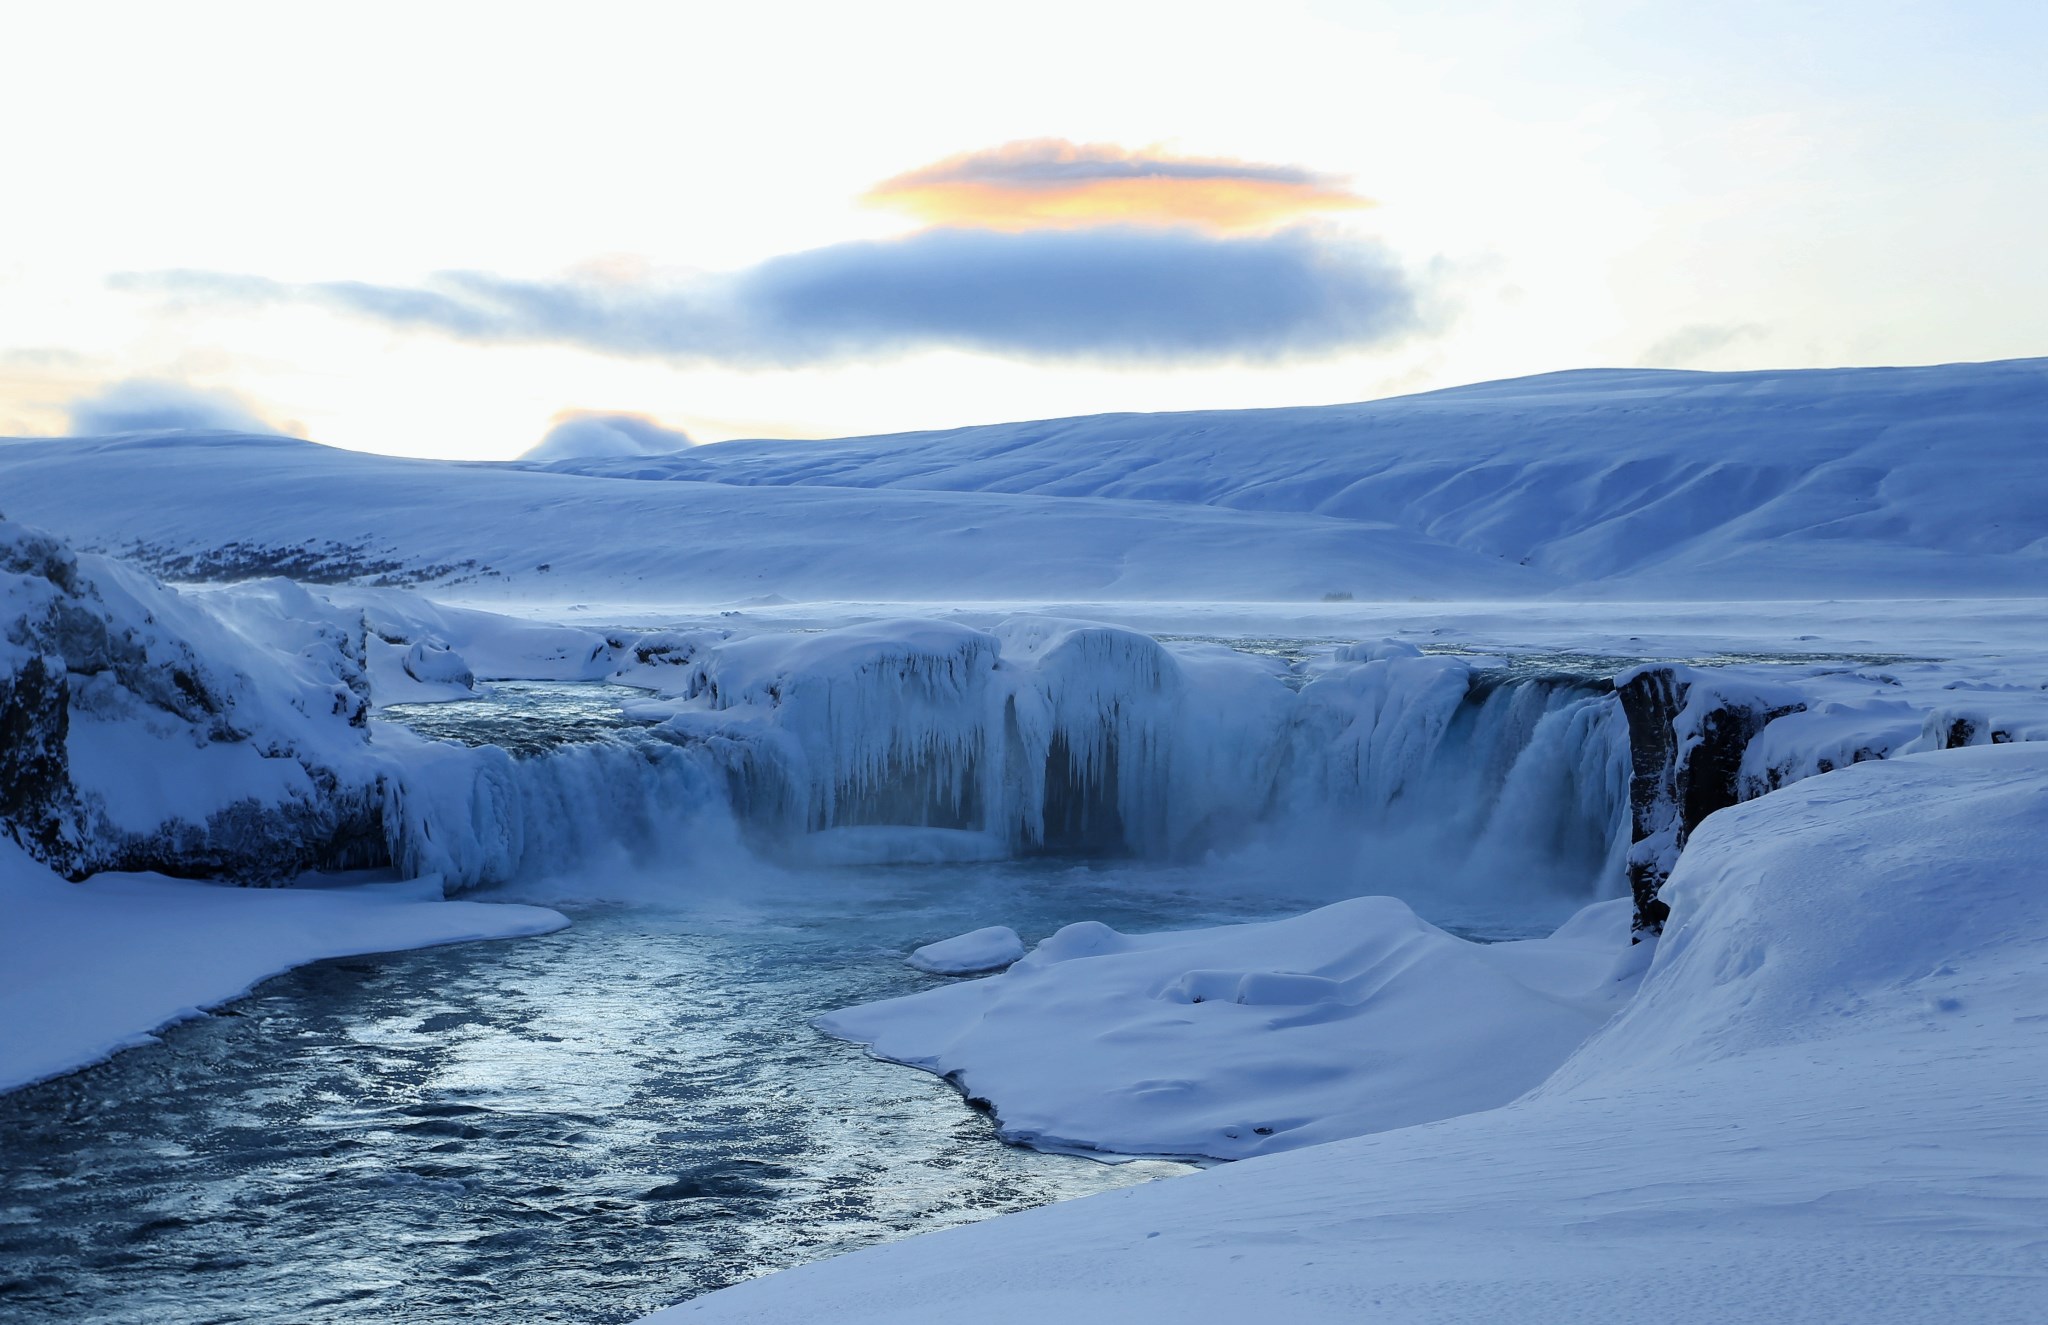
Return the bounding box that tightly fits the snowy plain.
[2,356,2044,1323]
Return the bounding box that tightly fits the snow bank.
[827,896,1635,1158]
[654,744,2048,1324]
[907,926,1026,975]
[0,838,565,1093]
[1546,741,2048,1084]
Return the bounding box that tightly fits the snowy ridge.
[0,431,1535,605]
[5,358,2046,602]
[541,357,2048,599]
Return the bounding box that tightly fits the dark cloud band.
[118,225,1426,366]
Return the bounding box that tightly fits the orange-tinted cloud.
[866,139,1371,232]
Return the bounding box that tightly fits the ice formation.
[9,508,2044,935]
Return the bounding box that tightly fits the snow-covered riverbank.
[0,842,564,1093]
[656,743,2048,1324]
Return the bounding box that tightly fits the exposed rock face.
[1,515,387,882]
[1617,666,1804,934]
[0,652,73,865]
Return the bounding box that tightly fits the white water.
[376,633,1636,929]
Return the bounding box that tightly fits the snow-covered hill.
[0,433,1538,606]
[538,357,2048,598]
[3,358,2042,603]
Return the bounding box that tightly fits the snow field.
[7,358,2046,605]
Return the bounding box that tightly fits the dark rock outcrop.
[2,516,388,883]
[1617,666,1804,935]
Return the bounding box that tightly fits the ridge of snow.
[5,357,2044,602]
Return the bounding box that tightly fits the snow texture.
[906,926,1026,975]
[4,358,2044,604]
[654,744,2048,1324]
[828,896,1636,1159]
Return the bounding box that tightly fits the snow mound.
[659,745,2048,1325]
[1548,740,2048,1086]
[908,926,1026,975]
[824,895,1636,1159]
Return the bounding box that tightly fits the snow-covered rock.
[907,925,1026,975]
[1615,664,1806,931]
[1,516,384,881]
[829,897,1635,1159]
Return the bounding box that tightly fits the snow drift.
[823,895,1637,1159]
[654,744,2048,1324]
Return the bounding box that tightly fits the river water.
[0,850,1352,1323]
[0,674,1573,1323]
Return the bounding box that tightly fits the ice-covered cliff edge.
[1,516,384,881]
[8,516,2039,929]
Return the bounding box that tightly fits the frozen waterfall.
[379,621,1637,911]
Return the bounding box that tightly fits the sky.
[1,0,2043,460]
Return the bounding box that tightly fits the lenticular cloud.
[865,138,1372,232]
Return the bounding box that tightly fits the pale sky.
[1,0,2042,459]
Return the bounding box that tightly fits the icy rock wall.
[1618,666,1807,932]
[1,516,386,882]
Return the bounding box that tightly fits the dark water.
[0,857,1337,1325]
[379,682,652,757]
